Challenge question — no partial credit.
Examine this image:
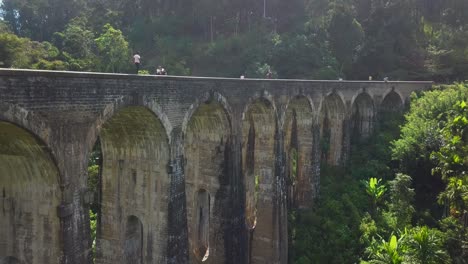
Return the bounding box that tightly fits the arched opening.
[320,93,346,165]
[87,139,102,263]
[92,106,170,263]
[184,100,231,263]
[381,90,403,112]
[0,121,61,264]
[284,97,315,208]
[242,98,277,263]
[351,93,375,141]
[244,117,258,229]
[195,189,210,261]
[124,215,143,264]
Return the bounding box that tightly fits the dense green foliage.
[290,83,468,263]
[87,140,101,261]
[1,0,468,80]
[393,83,468,222]
[289,112,402,263]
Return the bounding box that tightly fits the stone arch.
[381,90,404,112]
[95,106,170,264]
[351,92,375,141]
[284,96,316,208]
[87,96,172,152]
[181,91,233,139]
[124,215,144,264]
[184,98,231,263]
[241,91,278,123]
[319,92,346,165]
[241,97,278,263]
[0,102,53,151]
[0,121,62,264]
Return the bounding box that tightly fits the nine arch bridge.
[0,69,431,264]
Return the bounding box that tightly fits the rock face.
[0,69,431,264]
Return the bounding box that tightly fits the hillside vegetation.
[0,0,467,81]
[290,83,468,263]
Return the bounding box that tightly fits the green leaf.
[459,101,466,109]
[389,235,397,251]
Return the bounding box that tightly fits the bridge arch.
[88,95,172,152]
[182,91,233,138]
[241,91,278,122]
[0,120,62,264]
[284,95,316,208]
[381,89,404,112]
[92,105,170,263]
[351,92,375,141]
[350,89,376,110]
[242,96,279,263]
[183,93,232,263]
[0,102,53,148]
[319,92,346,165]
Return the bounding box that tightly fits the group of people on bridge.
[133,52,167,75]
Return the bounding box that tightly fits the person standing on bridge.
[133,52,141,74]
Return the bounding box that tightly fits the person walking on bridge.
[133,52,141,74]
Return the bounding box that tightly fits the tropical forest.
[0,0,467,263]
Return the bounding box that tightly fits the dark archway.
[284,96,315,208]
[0,121,61,264]
[93,106,170,263]
[184,100,231,263]
[351,92,375,141]
[242,98,278,263]
[195,189,210,261]
[381,90,403,112]
[320,93,346,165]
[124,215,144,264]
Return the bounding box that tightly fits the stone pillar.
[275,128,288,264]
[341,117,352,165]
[167,130,189,264]
[54,125,92,264]
[311,123,322,198]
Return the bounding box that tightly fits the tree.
[402,226,450,264]
[0,30,65,69]
[352,0,426,80]
[53,17,97,71]
[95,24,130,73]
[366,235,404,264]
[1,0,87,41]
[363,177,387,216]
[387,174,415,230]
[327,1,364,77]
[431,98,468,218]
[392,84,468,222]
[0,31,25,67]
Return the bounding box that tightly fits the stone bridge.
[0,69,432,264]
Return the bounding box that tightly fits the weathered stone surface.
[0,69,432,264]
[284,96,315,208]
[242,98,279,264]
[96,106,169,264]
[0,121,61,264]
[184,99,231,263]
